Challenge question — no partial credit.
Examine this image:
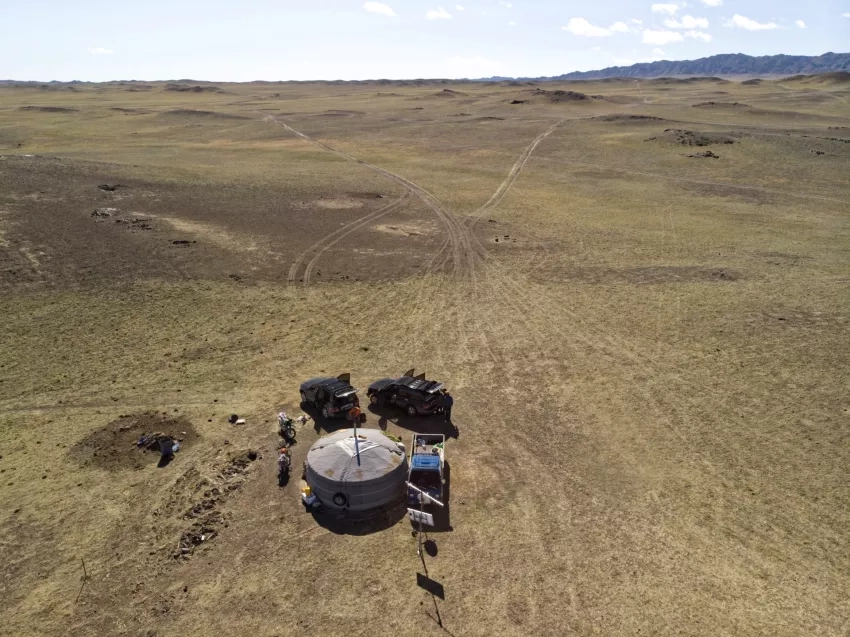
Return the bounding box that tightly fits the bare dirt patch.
[312,197,365,210]
[68,412,199,471]
[374,222,435,237]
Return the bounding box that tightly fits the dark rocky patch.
[164,83,221,93]
[69,412,198,471]
[687,150,720,158]
[161,109,249,120]
[18,106,77,113]
[692,101,750,108]
[594,114,665,122]
[646,129,737,146]
[532,88,591,102]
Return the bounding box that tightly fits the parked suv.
[300,374,359,419]
[367,369,445,416]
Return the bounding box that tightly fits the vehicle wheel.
[332,493,347,507]
[283,426,296,441]
[321,406,330,419]
[300,391,308,406]
[406,405,418,417]
[370,394,379,406]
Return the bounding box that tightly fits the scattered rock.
[510,100,526,105]
[97,184,120,192]
[91,207,117,218]
[687,150,720,158]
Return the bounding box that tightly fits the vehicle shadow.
[367,404,459,439]
[311,502,407,536]
[301,403,353,434]
[409,462,452,533]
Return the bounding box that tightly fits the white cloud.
[685,29,712,41]
[652,47,666,56]
[89,47,113,55]
[795,19,806,28]
[563,17,629,37]
[498,0,512,7]
[456,4,464,10]
[642,29,684,44]
[426,6,452,19]
[724,14,778,30]
[663,15,709,28]
[843,13,850,18]
[651,4,680,16]
[590,45,602,51]
[632,19,643,24]
[701,0,722,5]
[508,20,516,26]
[363,2,396,16]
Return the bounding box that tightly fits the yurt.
[305,428,408,513]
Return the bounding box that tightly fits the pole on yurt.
[353,417,361,467]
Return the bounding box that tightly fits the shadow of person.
[157,454,173,468]
[378,416,388,431]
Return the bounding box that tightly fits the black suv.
[300,374,359,419]
[367,369,445,416]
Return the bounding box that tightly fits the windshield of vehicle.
[410,470,441,488]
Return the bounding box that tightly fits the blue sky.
[2,0,848,81]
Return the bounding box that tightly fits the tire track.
[467,119,565,232]
[262,113,472,279]
[286,193,407,285]
[261,112,492,364]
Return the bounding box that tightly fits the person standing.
[442,390,454,423]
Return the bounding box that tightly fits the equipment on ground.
[278,411,307,441]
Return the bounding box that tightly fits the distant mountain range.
[483,52,850,81]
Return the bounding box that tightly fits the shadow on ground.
[311,502,407,536]
[367,404,459,439]
[301,402,356,434]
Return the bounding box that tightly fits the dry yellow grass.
[1,76,849,637]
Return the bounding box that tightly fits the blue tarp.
[411,454,441,470]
